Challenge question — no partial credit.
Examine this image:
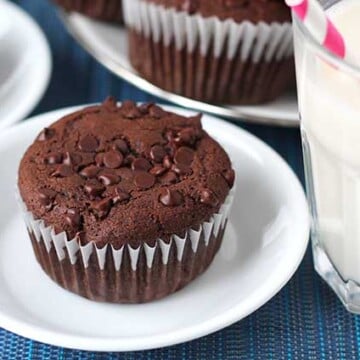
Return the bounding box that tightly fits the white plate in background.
[0,0,52,130]
[0,105,309,351]
[61,13,299,127]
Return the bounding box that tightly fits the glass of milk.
[294,0,360,313]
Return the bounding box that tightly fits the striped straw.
[285,0,347,60]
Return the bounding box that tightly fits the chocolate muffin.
[124,0,294,105]
[18,98,235,303]
[54,0,123,23]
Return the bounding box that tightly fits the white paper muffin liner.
[123,0,293,62]
[123,0,294,104]
[16,187,234,303]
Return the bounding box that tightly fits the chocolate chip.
[65,209,82,229]
[200,189,219,207]
[37,128,55,141]
[39,193,52,206]
[125,109,141,119]
[121,100,141,119]
[113,187,130,204]
[174,146,194,166]
[134,172,155,190]
[222,169,235,188]
[103,150,123,169]
[112,139,129,154]
[84,181,105,198]
[150,165,167,176]
[95,153,104,166]
[124,154,135,166]
[102,96,117,110]
[165,143,176,157]
[79,165,100,178]
[159,189,183,207]
[63,152,82,166]
[150,145,166,163]
[79,135,99,152]
[138,102,154,114]
[165,129,176,142]
[172,163,192,176]
[149,104,166,118]
[174,128,197,146]
[132,158,152,172]
[92,198,112,219]
[163,155,173,169]
[98,172,121,186]
[51,164,73,177]
[45,153,62,165]
[160,171,178,185]
[38,189,57,209]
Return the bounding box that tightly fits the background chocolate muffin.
[18,98,235,303]
[124,0,294,105]
[54,0,123,23]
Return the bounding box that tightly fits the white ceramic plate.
[0,105,309,351]
[60,13,299,127]
[0,0,52,130]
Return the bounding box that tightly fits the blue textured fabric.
[2,0,360,358]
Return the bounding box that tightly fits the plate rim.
[59,12,299,128]
[0,0,52,130]
[0,105,309,351]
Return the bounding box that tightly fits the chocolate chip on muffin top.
[18,98,234,248]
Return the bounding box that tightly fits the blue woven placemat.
[3,1,360,358]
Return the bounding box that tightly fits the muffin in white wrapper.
[124,0,294,105]
[16,99,236,303]
[16,187,234,303]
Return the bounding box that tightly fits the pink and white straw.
[285,0,347,60]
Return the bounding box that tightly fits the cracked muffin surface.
[18,98,235,248]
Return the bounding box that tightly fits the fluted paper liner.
[17,188,234,303]
[123,0,294,104]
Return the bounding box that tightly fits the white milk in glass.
[295,0,360,284]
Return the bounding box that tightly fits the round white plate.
[0,0,52,130]
[0,105,309,351]
[60,13,299,127]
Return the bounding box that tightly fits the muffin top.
[18,98,235,248]
[145,0,291,23]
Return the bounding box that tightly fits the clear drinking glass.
[293,0,360,313]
